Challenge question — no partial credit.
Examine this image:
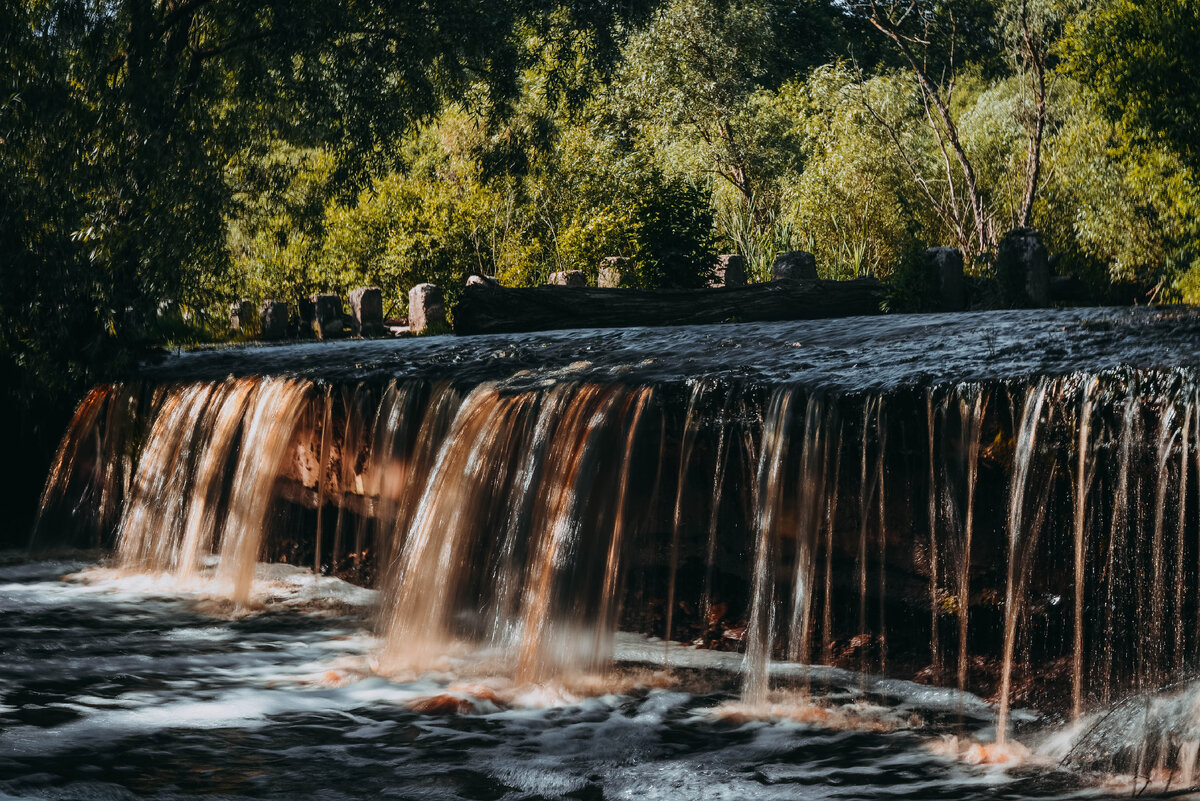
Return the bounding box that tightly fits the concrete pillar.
[349,287,384,337]
[260,300,290,340]
[548,270,587,287]
[408,283,446,335]
[713,254,747,287]
[598,257,631,288]
[772,251,818,281]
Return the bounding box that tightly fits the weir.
[32,307,1200,771]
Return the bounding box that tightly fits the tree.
[0,0,649,542]
[851,0,1070,259]
[1062,0,1200,172]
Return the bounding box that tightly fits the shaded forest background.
[3,0,1200,541]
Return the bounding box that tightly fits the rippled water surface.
[139,307,1200,392]
[0,560,1182,800]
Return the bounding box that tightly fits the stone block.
[310,293,345,339]
[598,256,632,288]
[997,227,1050,307]
[713,254,747,287]
[772,251,818,281]
[408,283,446,335]
[297,296,316,337]
[925,247,965,311]
[548,270,587,287]
[260,300,290,340]
[230,299,256,334]
[349,287,384,337]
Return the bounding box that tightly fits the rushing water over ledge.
[22,307,1200,797]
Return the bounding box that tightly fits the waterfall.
[34,358,1200,746]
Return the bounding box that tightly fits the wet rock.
[310,293,346,339]
[260,300,290,340]
[598,256,631,288]
[713,254,747,288]
[230,299,256,335]
[548,270,587,287]
[408,283,446,335]
[349,287,384,337]
[925,247,965,311]
[772,250,818,281]
[997,227,1050,307]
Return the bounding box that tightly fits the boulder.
[408,283,446,335]
[310,293,346,339]
[713,255,747,288]
[548,270,587,287]
[466,274,500,288]
[230,299,256,334]
[997,228,1050,307]
[598,257,632,288]
[349,287,384,337]
[260,300,290,340]
[772,251,818,281]
[925,247,965,311]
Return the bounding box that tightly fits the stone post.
[408,283,446,335]
[260,300,290,340]
[997,227,1050,307]
[349,287,384,337]
[925,247,965,311]
[230,299,256,334]
[310,293,345,339]
[713,254,747,288]
[772,251,818,281]
[598,256,632,288]
[548,270,587,287]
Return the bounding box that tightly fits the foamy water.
[0,559,1180,800]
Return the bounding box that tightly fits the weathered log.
[453,277,885,335]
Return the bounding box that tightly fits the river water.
[0,558,1175,801]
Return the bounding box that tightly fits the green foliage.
[1062,0,1200,172]
[624,178,718,289]
[784,66,932,280]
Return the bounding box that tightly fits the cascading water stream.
[742,389,794,708]
[28,312,1200,787]
[996,379,1056,745]
[1072,377,1097,721]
